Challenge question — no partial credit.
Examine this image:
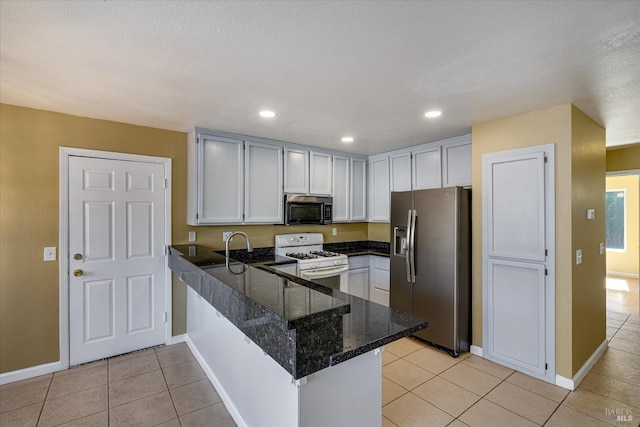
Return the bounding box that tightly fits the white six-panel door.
[483,144,555,383]
[69,156,166,365]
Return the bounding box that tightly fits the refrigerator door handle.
[409,209,417,283]
[405,210,412,282]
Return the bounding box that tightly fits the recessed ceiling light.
[424,110,442,118]
[341,137,354,143]
[259,110,276,118]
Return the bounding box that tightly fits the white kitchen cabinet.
[348,256,371,300]
[350,158,367,221]
[332,155,350,222]
[412,145,442,190]
[442,135,472,187]
[188,131,244,225]
[368,154,390,222]
[244,141,283,223]
[284,148,309,194]
[389,152,412,192]
[310,151,333,195]
[371,256,390,307]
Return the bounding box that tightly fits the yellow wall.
[368,222,390,242]
[0,103,372,374]
[606,145,640,172]
[605,175,640,276]
[0,104,187,373]
[471,104,606,378]
[570,105,607,373]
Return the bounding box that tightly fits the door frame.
[59,147,172,369]
[482,143,556,384]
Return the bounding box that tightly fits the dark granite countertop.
[169,244,427,379]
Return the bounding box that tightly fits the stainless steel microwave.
[284,195,333,225]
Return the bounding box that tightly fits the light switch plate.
[600,242,605,255]
[576,249,583,265]
[332,227,337,236]
[586,209,595,220]
[223,231,233,242]
[44,247,56,261]
[188,231,196,242]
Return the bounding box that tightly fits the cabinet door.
[310,151,333,195]
[371,256,390,306]
[284,148,309,194]
[348,267,370,300]
[198,134,244,224]
[244,142,283,223]
[390,152,412,192]
[332,155,350,222]
[350,158,367,221]
[368,156,390,222]
[412,145,442,189]
[442,137,472,187]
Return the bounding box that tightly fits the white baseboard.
[555,338,608,390]
[0,361,63,386]
[169,334,186,345]
[606,271,639,279]
[470,345,483,357]
[185,335,248,427]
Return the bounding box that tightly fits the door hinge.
[163,179,168,189]
[545,269,548,276]
[545,249,548,256]
[196,213,199,220]
[544,156,548,163]
[196,136,199,144]
[545,363,548,370]
[164,312,168,323]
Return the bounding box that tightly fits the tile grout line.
[156,349,181,424]
[34,374,53,426]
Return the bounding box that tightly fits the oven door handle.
[299,265,349,279]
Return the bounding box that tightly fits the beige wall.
[0,103,373,374]
[368,222,390,242]
[471,104,606,378]
[606,145,640,172]
[605,175,639,276]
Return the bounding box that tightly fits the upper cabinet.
[187,129,282,225]
[412,144,442,190]
[244,141,283,224]
[309,151,333,195]
[368,154,390,222]
[332,155,350,222]
[350,158,367,221]
[441,136,472,187]
[366,134,471,222]
[389,151,412,192]
[188,132,244,225]
[283,148,309,194]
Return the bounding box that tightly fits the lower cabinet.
[347,255,389,306]
[371,257,390,306]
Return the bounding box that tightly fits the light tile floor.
[1,314,639,426]
[383,311,640,426]
[0,344,236,426]
[607,275,639,316]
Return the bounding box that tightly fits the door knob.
[73,269,83,277]
[73,253,82,260]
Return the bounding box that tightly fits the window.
[606,190,625,250]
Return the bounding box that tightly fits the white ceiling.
[1,1,639,155]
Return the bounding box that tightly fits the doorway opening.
[605,171,639,338]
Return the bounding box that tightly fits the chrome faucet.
[225,231,253,259]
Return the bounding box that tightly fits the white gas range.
[274,233,349,292]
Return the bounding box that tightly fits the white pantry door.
[69,156,166,365]
[483,144,555,383]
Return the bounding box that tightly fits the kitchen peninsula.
[169,245,428,427]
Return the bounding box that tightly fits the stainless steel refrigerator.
[390,187,471,356]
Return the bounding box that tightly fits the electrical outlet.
[188,231,196,242]
[223,231,233,242]
[600,242,605,255]
[332,227,337,236]
[44,247,56,261]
